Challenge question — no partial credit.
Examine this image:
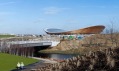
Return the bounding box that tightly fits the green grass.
[0,53,38,71]
[0,35,15,38]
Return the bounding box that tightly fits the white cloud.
[0,12,15,16]
[0,12,10,15]
[79,5,119,9]
[34,18,45,23]
[65,19,79,24]
[113,6,119,8]
[79,5,106,8]
[43,7,69,15]
[0,2,15,5]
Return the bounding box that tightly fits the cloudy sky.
[0,0,119,34]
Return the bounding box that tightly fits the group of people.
[16,62,24,70]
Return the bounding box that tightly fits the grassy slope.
[0,53,38,71]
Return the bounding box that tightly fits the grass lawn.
[0,35,15,38]
[0,53,39,71]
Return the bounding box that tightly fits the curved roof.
[45,25,105,35]
[44,28,66,33]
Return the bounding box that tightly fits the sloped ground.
[33,34,119,71]
[33,47,119,71]
[40,34,119,54]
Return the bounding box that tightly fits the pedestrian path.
[11,57,57,71]
[32,57,57,64]
[11,61,44,71]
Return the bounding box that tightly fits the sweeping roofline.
[45,25,105,35]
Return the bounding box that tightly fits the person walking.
[20,62,24,69]
[17,62,20,70]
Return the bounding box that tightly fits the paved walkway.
[32,57,57,64]
[11,57,57,71]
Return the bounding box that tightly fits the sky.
[0,0,119,34]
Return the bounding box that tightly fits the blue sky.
[0,0,119,34]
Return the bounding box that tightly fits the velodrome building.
[44,25,105,35]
